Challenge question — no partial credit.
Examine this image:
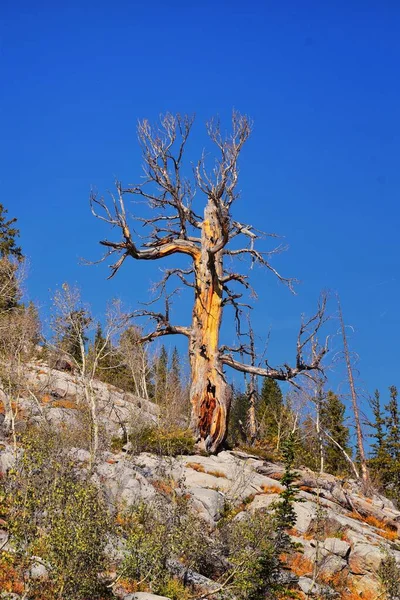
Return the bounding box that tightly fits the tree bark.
[189,204,231,452]
[338,298,369,487]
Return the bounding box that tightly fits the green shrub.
[123,425,195,456]
[7,424,110,599]
[121,494,214,593]
[219,511,277,600]
[378,550,400,599]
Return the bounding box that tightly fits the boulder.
[0,442,17,474]
[94,459,156,509]
[349,543,384,574]
[29,558,49,580]
[323,537,351,558]
[293,501,316,533]
[189,487,225,525]
[319,553,347,576]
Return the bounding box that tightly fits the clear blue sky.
[1,1,400,416]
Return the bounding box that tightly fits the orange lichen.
[280,553,313,577]
[261,484,282,494]
[299,485,313,493]
[347,511,398,541]
[186,462,206,473]
[52,398,79,409]
[152,479,177,496]
[206,469,227,478]
[0,556,24,595]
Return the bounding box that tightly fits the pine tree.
[154,345,168,404]
[0,204,23,312]
[369,389,390,482]
[0,204,23,261]
[257,378,284,445]
[320,391,351,476]
[273,433,302,555]
[384,386,400,501]
[371,390,386,456]
[58,309,91,366]
[169,346,181,392]
[228,385,250,446]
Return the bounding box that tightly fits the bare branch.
[220,295,328,382]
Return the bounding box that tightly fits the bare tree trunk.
[92,113,328,455]
[338,298,369,486]
[315,385,324,474]
[83,380,99,471]
[190,205,231,453]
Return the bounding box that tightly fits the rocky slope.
[1,364,400,599]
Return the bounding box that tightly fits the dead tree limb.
[91,112,329,452]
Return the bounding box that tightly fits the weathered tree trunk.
[338,299,370,487]
[93,113,328,455]
[189,204,231,453]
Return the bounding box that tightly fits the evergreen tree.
[257,378,283,444]
[0,204,23,312]
[169,346,181,392]
[154,345,168,404]
[386,386,400,461]
[273,433,302,554]
[59,309,91,365]
[371,390,386,457]
[369,389,391,482]
[384,386,400,500]
[297,414,320,472]
[0,204,23,261]
[228,385,250,446]
[320,391,351,476]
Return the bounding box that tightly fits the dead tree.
[91,113,328,453]
[337,297,370,486]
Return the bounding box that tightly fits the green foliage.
[121,495,213,595]
[122,495,280,600]
[273,433,302,555]
[369,389,391,484]
[222,512,277,600]
[378,550,400,599]
[154,345,168,404]
[369,386,400,504]
[320,391,352,476]
[228,386,250,446]
[7,425,110,599]
[257,378,284,443]
[124,424,195,456]
[89,322,133,391]
[58,308,91,365]
[0,203,23,261]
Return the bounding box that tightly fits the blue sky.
[1,0,400,417]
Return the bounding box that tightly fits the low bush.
[5,424,111,599]
[123,424,195,456]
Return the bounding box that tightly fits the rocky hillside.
[1,364,400,599]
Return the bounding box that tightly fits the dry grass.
[52,398,79,410]
[261,483,282,494]
[186,463,227,478]
[280,553,313,577]
[152,479,177,496]
[206,469,227,478]
[0,555,24,595]
[347,511,398,541]
[340,588,375,600]
[186,462,205,473]
[299,485,313,493]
